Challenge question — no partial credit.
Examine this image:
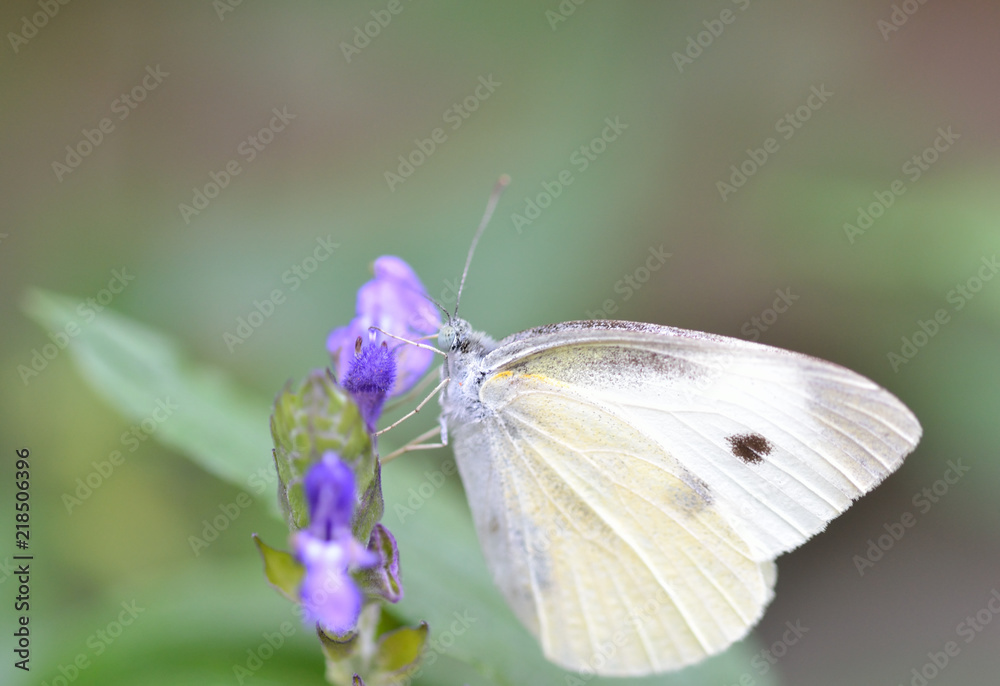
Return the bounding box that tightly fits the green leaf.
[21,289,273,491]
[252,533,304,602]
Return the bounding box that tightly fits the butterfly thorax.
[438,317,497,427]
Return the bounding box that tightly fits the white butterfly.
[436,316,920,676]
[422,180,922,677]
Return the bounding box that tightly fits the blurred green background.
[3,1,999,684]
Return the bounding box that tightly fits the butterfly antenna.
[454,174,510,318]
[390,275,450,328]
[423,291,451,324]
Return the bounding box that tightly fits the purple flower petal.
[303,453,356,538]
[296,532,365,634]
[328,256,440,396]
[342,338,397,432]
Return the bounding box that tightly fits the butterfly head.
[437,318,471,352]
[438,316,496,394]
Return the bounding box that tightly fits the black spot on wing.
[727,433,772,465]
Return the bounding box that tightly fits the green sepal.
[270,369,373,530]
[252,533,304,603]
[373,622,429,681]
[320,605,427,686]
[317,624,359,662]
[320,603,378,686]
[357,523,402,604]
[353,459,385,543]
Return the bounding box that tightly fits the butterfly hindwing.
[451,372,776,675]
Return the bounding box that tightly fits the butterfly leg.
[439,413,449,447]
[385,364,443,411]
[381,426,446,463]
[374,377,450,437]
[369,326,447,357]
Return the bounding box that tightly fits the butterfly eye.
[438,325,456,350]
[380,341,388,349]
[354,336,362,356]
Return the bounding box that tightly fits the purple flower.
[341,334,397,433]
[328,256,440,398]
[294,453,378,634]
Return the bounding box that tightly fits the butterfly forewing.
[481,321,922,559]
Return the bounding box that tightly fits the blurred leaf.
[15,561,328,686]
[253,533,304,603]
[22,289,272,490]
